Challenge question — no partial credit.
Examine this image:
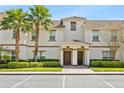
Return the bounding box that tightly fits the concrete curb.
[1,72,124,75]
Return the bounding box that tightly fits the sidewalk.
[0,71,124,75]
[0,66,124,75]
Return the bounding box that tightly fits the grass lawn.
[91,67,124,72]
[0,67,63,72]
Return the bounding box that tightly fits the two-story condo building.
[0,13,124,66]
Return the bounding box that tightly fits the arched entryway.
[59,40,90,66]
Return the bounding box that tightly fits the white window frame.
[70,22,76,31]
[49,31,56,41]
[92,30,100,42]
[31,32,36,41]
[111,30,117,41]
[13,31,16,39]
[102,51,113,60]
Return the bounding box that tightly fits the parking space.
[0,75,124,88]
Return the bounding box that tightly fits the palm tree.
[0,9,30,62]
[28,5,52,61]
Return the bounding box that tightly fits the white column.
[72,49,77,65]
[85,50,90,66]
[60,50,63,66]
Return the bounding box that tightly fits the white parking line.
[63,75,66,88]
[95,75,115,88]
[11,75,33,88]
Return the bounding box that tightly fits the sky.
[0,5,124,20]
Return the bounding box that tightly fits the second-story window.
[49,30,56,41]
[111,30,117,41]
[71,22,76,31]
[31,32,36,41]
[92,30,100,42]
[13,31,16,39]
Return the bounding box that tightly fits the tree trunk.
[112,51,116,60]
[15,29,20,62]
[34,23,40,62]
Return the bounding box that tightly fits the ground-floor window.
[33,51,46,59]
[102,51,113,60]
[11,51,16,60]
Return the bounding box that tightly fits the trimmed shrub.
[90,61,124,68]
[2,55,11,62]
[90,61,102,67]
[0,64,8,68]
[29,62,43,67]
[8,62,29,68]
[42,62,61,67]
[1,61,61,68]
[28,59,59,62]
[19,59,30,62]
[90,59,120,62]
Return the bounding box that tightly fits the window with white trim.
[102,51,113,59]
[33,51,46,59]
[49,31,56,41]
[71,22,76,31]
[13,31,16,39]
[92,30,100,42]
[11,51,16,60]
[31,32,36,41]
[39,51,46,59]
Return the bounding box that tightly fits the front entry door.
[63,51,71,65]
[77,51,83,65]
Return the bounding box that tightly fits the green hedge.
[8,62,29,68]
[29,62,43,67]
[0,64,8,68]
[0,61,61,68]
[10,59,59,62]
[28,59,59,62]
[42,62,61,67]
[90,61,124,68]
[90,59,120,62]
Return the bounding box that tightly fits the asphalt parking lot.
[0,75,124,88]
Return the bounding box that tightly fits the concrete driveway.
[0,75,124,88]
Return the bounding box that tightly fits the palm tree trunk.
[15,29,20,62]
[34,23,40,62]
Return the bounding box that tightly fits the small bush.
[2,55,11,62]
[0,64,8,68]
[90,61,102,67]
[90,61,124,68]
[29,62,43,67]
[19,59,30,62]
[42,62,61,67]
[8,62,29,68]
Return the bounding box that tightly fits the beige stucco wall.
[63,19,85,41]
[89,47,120,60]
[0,15,124,62]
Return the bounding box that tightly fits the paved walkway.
[62,66,93,73]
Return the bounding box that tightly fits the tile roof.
[62,16,86,20]
[84,20,124,30]
[50,20,65,29]
[60,40,91,45]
